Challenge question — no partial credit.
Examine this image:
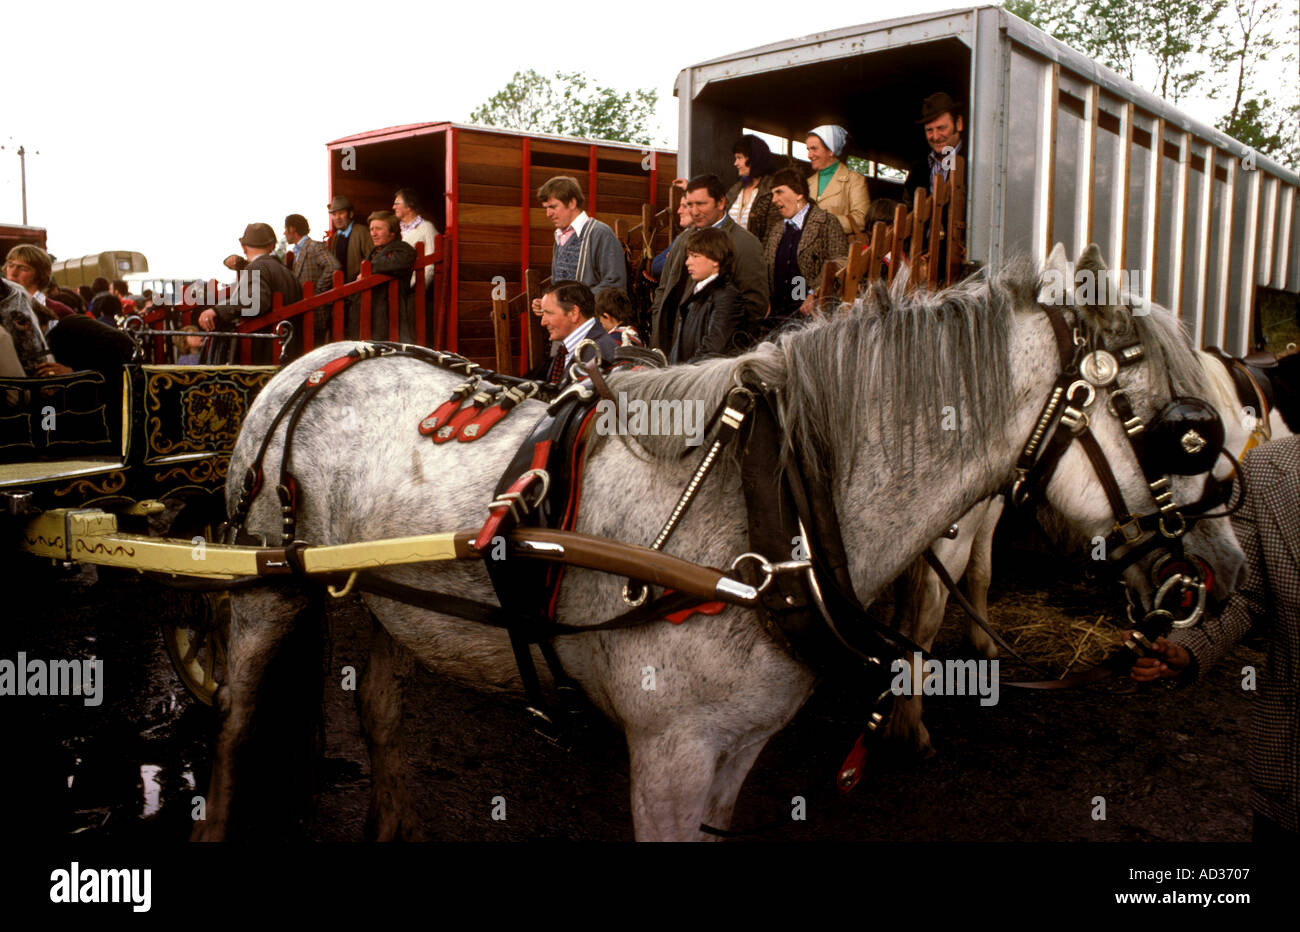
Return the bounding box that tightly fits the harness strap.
[433,385,503,444]
[920,548,1054,677]
[419,377,478,436]
[474,441,552,550]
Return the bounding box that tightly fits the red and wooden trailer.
[139,123,678,372]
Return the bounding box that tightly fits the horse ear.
[1071,243,1130,333]
[1076,242,1107,275]
[1038,243,1070,305]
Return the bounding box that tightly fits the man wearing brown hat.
[904,92,964,202]
[326,194,374,340]
[199,222,302,363]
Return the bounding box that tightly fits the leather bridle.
[1007,302,1238,634]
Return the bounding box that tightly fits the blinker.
[1147,397,1224,475]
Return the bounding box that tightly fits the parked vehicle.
[673,4,1299,355]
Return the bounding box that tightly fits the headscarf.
[807,124,848,158]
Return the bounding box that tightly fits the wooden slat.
[1114,101,1134,272]
[459,183,520,207]
[1236,164,1262,354]
[1214,155,1236,348]
[457,224,524,246]
[1257,175,1278,287]
[460,204,523,226]
[909,187,930,288]
[491,296,512,374]
[460,163,519,187]
[525,268,550,371]
[1041,63,1060,259]
[1080,84,1099,248]
[1190,143,1215,346]
[458,142,521,168]
[1147,117,1166,307]
[1168,131,1191,316]
[946,156,966,284]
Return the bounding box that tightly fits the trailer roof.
[326,122,674,154]
[679,4,1297,184]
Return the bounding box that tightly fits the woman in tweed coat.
[1134,432,1300,839]
[761,168,849,322]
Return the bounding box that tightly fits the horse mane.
[604,255,1210,484]
[1193,349,1240,413]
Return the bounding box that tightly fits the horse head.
[1033,242,1245,625]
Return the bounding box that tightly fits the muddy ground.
[1,528,1263,850]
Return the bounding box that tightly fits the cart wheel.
[161,591,229,706]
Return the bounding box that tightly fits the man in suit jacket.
[535,280,617,386]
[1133,434,1300,840]
[649,174,768,353]
[325,195,374,341]
[199,223,303,363]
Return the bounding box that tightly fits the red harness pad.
[458,402,511,442]
[419,398,467,437]
[433,391,496,444]
[662,591,727,624]
[304,352,364,388]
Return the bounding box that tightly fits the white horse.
[885,255,1296,757]
[195,246,1245,841]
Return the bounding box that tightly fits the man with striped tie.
[535,280,618,386]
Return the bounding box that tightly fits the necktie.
[559,227,575,246]
[548,347,568,383]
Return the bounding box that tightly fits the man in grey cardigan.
[536,176,626,298]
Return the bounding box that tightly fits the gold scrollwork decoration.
[74,539,137,558]
[52,471,127,498]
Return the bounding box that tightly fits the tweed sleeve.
[1170,464,1268,677]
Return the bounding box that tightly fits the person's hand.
[672,177,688,191]
[33,360,73,377]
[1129,635,1191,682]
[198,309,217,331]
[531,297,544,316]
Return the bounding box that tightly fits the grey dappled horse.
[196,248,1246,842]
[885,244,1294,756]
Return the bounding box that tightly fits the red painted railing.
[136,238,446,364]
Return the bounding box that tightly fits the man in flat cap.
[199,222,302,363]
[325,195,374,341]
[904,92,965,203]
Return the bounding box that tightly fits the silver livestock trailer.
[674,4,1300,356]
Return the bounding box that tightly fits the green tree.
[1004,0,1297,167]
[469,70,659,145]
[1211,0,1298,167]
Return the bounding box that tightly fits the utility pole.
[18,146,28,224]
[2,142,36,224]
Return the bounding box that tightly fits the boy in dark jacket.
[670,228,744,363]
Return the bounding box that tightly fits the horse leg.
[357,613,422,841]
[963,497,1004,659]
[884,562,947,757]
[193,586,317,841]
[628,723,789,842]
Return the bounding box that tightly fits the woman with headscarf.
[725,134,786,243]
[804,124,869,236]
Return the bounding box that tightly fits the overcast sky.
[3,0,1293,283]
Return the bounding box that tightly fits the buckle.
[1112,514,1143,544]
